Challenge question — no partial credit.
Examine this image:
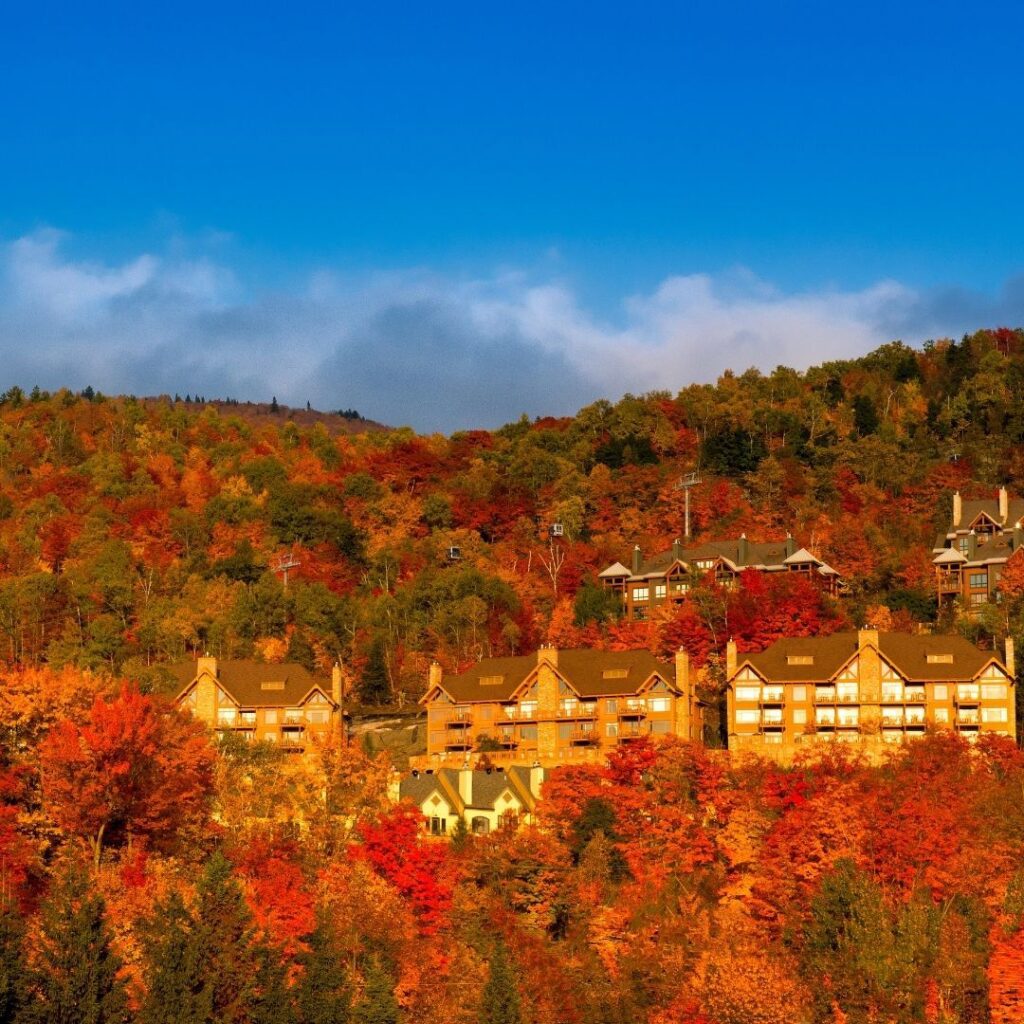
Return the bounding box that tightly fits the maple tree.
[39,685,215,868]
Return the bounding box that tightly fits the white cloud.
[0,229,1021,431]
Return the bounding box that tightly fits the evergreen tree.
[189,851,263,1024]
[25,866,129,1024]
[353,957,400,1024]
[294,912,351,1024]
[852,394,880,436]
[271,396,280,413]
[0,901,28,1024]
[137,892,212,1024]
[359,641,392,706]
[480,941,522,1024]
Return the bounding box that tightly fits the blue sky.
[2,2,1024,430]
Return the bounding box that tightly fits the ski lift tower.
[674,472,702,540]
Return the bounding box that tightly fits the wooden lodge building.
[415,646,705,770]
[172,657,344,753]
[933,488,1024,609]
[727,629,1016,759]
[599,535,841,620]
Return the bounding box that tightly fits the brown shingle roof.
[958,497,1024,530]
[433,648,677,703]
[739,632,1003,684]
[171,660,333,708]
[631,537,801,577]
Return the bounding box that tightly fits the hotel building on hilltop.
[727,629,1016,758]
[933,488,1024,609]
[172,657,344,753]
[415,646,705,769]
[599,535,841,620]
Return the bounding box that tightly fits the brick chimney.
[1005,637,1016,678]
[952,490,962,527]
[1000,486,1009,522]
[632,544,642,576]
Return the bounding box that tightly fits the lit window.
[933,708,949,723]
[654,584,667,600]
[735,686,760,702]
[264,709,278,725]
[736,710,759,725]
[648,697,670,713]
[605,699,618,713]
[633,587,650,603]
[982,707,1009,723]
[793,709,807,725]
[932,685,948,701]
[982,684,1008,700]
[792,686,806,702]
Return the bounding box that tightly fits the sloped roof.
[399,766,545,813]
[958,496,1024,530]
[933,548,967,564]
[598,561,631,578]
[433,648,677,704]
[783,547,822,565]
[738,631,1004,684]
[628,537,807,578]
[171,660,334,708]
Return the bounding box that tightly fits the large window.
[982,707,1009,723]
[428,816,447,835]
[648,697,670,713]
[654,583,667,600]
[969,572,988,589]
[735,710,759,725]
[735,686,760,702]
[982,684,1008,700]
[792,686,807,702]
[633,587,650,603]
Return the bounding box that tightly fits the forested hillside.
[0,327,1023,706]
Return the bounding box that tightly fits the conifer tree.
[0,901,27,1024]
[189,851,263,1024]
[137,892,212,1024]
[294,912,351,1024]
[480,941,522,1024]
[353,957,400,1024]
[359,641,392,706]
[24,866,129,1024]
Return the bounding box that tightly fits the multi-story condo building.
[933,488,1024,609]
[395,764,545,836]
[416,646,704,769]
[727,629,1016,760]
[599,535,841,620]
[172,657,343,753]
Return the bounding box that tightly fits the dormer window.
[786,655,814,665]
[926,654,954,665]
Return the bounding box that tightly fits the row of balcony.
[747,688,987,705]
[442,702,654,727]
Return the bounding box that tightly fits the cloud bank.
[1,231,1023,432]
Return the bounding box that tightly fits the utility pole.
[674,472,702,539]
[274,551,301,590]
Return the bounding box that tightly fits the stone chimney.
[726,639,737,680]
[672,538,682,561]
[632,544,642,576]
[537,644,558,667]
[857,629,879,650]
[387,770,402,805]
[331,663,344,706]
[738,532,749,566]
[675,647,690,692]
[428,660,442,691]
[674,648,692,741]
[784,533,796,557]
[458,765,473,806]
[1000,486,1009,522]
[1005,637,1016,678]
[968,530,978,559]
[952,490,962,527]
[194,655,219,725]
